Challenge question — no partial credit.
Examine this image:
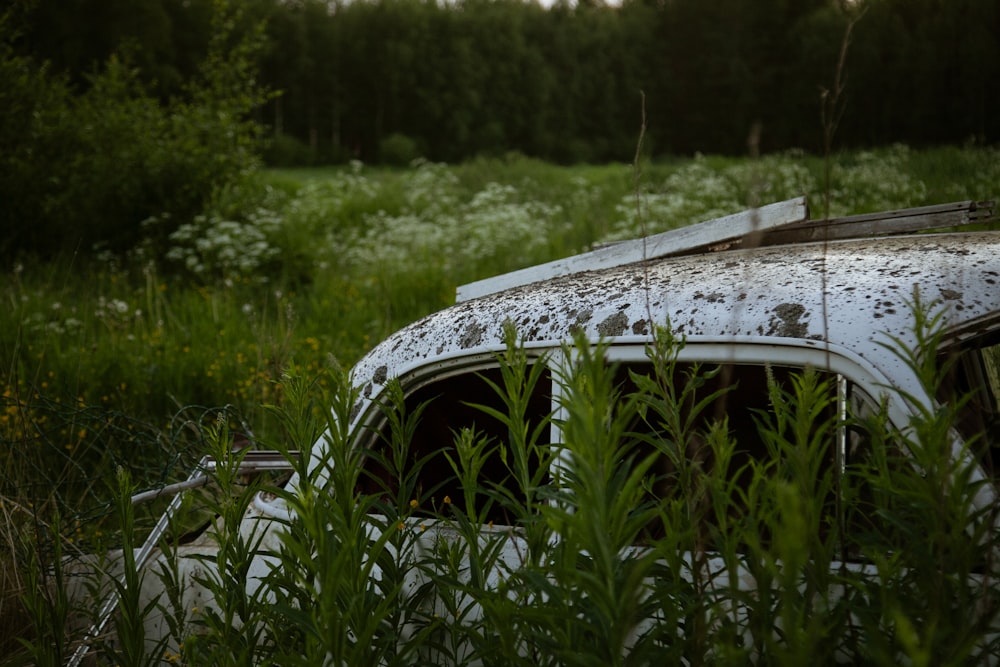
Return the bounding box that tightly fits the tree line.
[10,0,1000,166]
[1,2,267,258]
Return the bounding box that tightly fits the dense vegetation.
[4,149,997,494]
[2,151,997,662]
[12,0,1000,166]
[6,0,999,260]
[3,0,1000,662]
[14,313,1000,665]
[0,3,267,259]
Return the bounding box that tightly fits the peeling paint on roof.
[597,311,629,337]
[767,303,809,338]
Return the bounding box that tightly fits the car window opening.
[618,363,829,544]
[937,331,1000,478]
[358,365,553,526]
[356,353,950,562]
[617,361,893,560]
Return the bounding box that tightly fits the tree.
[1,1,268,259]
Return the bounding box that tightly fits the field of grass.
[1,145,999,663]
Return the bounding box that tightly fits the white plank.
[456,196,808,302]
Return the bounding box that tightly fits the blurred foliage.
[0,1,267,260]
[3,148,995,480]
[8,0,1000,172]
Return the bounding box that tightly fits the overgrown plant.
[98,467,168,667]
[424,323,555,665]
[257,369,432,666]
[14,267,1000,666]
[179,311,1000,664]
[16,512,70,667]
[626,325,736,665]
[741,369,846,665]
[847,292,1000,665]
[178,417,272,666]
[513,335,662,667]
[1,1,268,259]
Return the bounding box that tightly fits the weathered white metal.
[129,451,297,505]
[456,198,997,303]
[759,199,996,246]
[354,229,1000,421]
[67,452,297,667]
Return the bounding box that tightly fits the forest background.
[3,0,998,442]
[2,0,1000,656]
[14,0,1000,165]
[5,0,998,261]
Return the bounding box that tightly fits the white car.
[72,196,1000,665]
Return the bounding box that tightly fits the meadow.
[2,145,1000,663]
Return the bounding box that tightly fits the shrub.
[262,132,316,168]
[0,10,73,260]
[378,133,422,167]
[163,208,283,284]
[0,3,267,260]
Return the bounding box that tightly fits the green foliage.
[379,133,422,167]
[256,370,432,666]
[2,150,998,664]
[11,0,1000,165]
[853,291,1000,664]
[1,1,267,260]
[263,133,319,168]
[250,0,998,162]
[223,310,1000,662]
[0,148,992,498]
[179,420,272,665]
[514,335,660,666]
[0,10,72,260]
[16,512,70,667]
[102,468,168,667]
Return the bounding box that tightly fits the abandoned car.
[71,196,1000,664]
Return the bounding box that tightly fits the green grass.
[1,146,999,663]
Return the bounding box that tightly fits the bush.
[262,132,316,167]
[0,4,267,260]
[378,133,422,167]
[0,11,72,260]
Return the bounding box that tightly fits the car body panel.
[348,231,1000,431]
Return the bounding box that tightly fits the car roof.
[349,200,1000,411]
